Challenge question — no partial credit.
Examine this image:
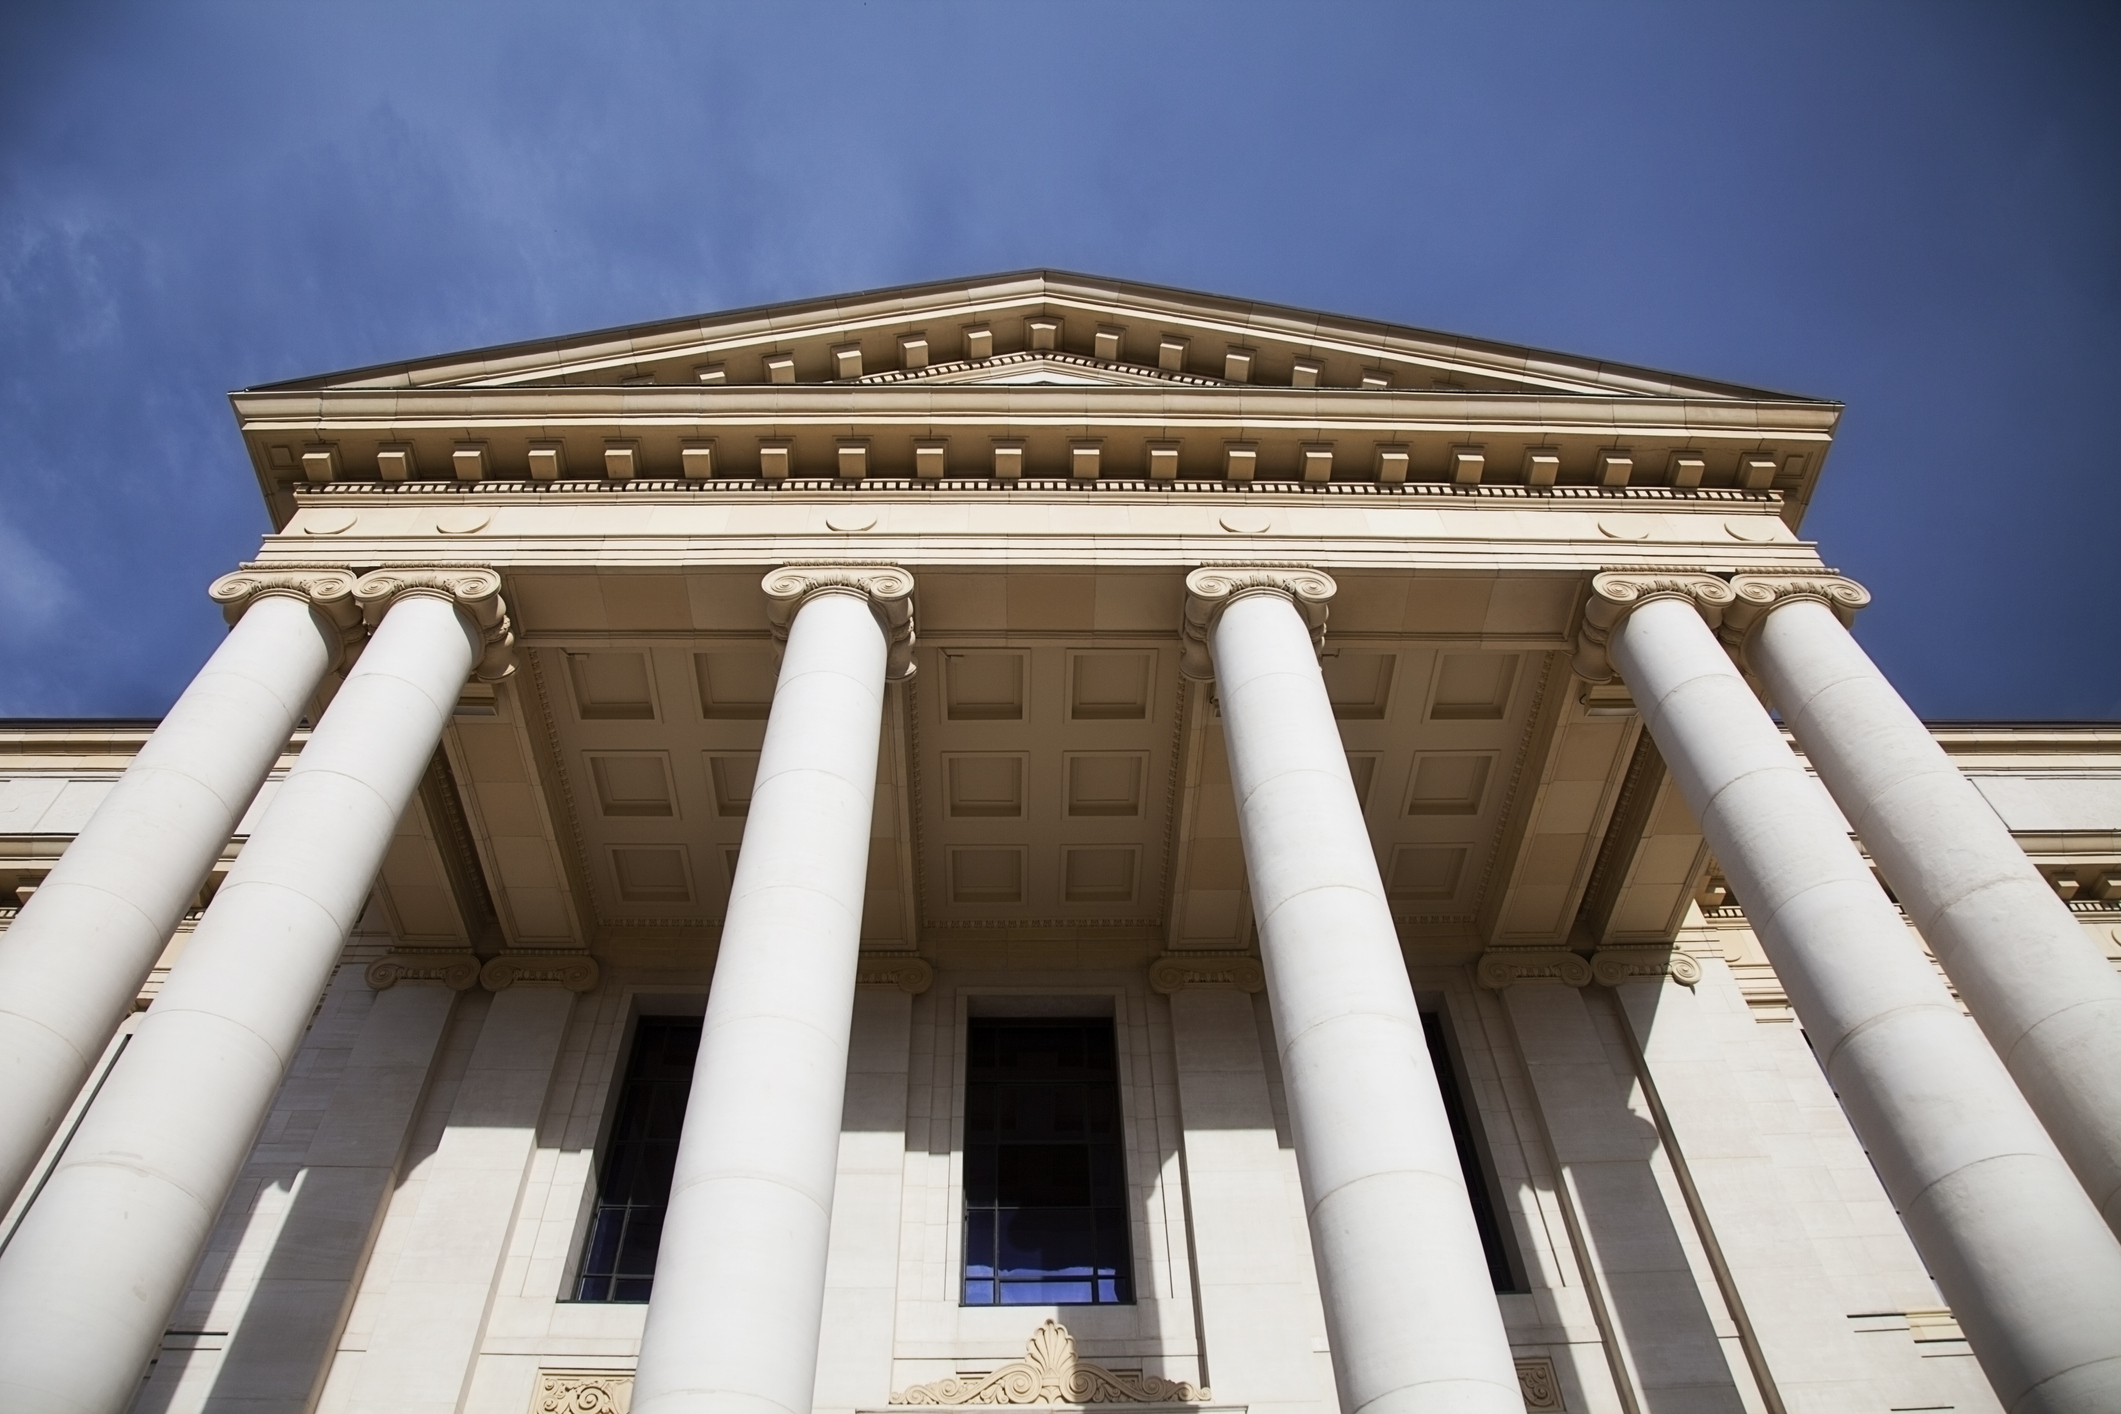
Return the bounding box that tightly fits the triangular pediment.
[255,269,1811,402]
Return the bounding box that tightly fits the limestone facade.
[0,272,2118,1414]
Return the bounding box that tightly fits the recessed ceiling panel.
[588,753,675,818]
[944,652,1025,721]
[1429,654,1520,721]
[1069,651,1151,721]
[611,846,693,904]
[695,651,777,720]
[1325,652,1396,720]
[569,652,657,721]
[1405,754,1495,816]
[1065,754,1145,818]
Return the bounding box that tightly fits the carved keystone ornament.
[1178,564,1335,680]
[890,1321,1210,1405]
[764,563,918,682]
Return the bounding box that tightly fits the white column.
[1581,573,2121,1414]
[0,567,510,1414]
[1728,576,2121,1234]
[633,566,914,1414]
[1182,567,1523,1414]
[0,569,356,1209]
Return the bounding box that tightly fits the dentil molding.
[1178,564,1335,680]
[857,954,935,993]
[481,952,599,993]
[1475,947,1593,990]
[208,566,365,668]
[365,950,481,992]
[352,566,517,681]
[1148,953,1265,995]
[889,1320,1210,1405]
[1717,571,1871,671]
[1571,570,1736,684]
[763,563,917,682]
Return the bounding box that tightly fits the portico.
[0,272,2116,1414]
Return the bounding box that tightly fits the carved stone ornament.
[365,950,481,992]
[481,952,600,993]
[1148,953,1265,995]
[764,563,917,682]
[857,954,935,993]
[208,566,365,668]
[1717,571,1871,671]
[1590,945,1703,989]
[1178,564,1335,681]
[1571,570,1736,684]
[530,1369,631,1414]
[353,566,517,681]
[890,1320,1210,1406]
[1514,1356,1564,1414]
[1475,947,1593,990]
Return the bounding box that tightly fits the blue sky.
[1,2,2115,718]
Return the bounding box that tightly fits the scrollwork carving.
[481,952,599,993]
[1590,945,1702,988]
[1179,564,1336,680]
[353,566,516,681]
[365,950,481,992]
[532,1370,631,1414]
[1717,572,1871,671]
[1572,570,1735,684]
[208,566,365,667]
[857,954,934,993]
[764,563,917,682]
[1514,1357,1564,1413]
[1148,953,1265,994]
[1475,948,1593,990]
[890,1320,1209,1405]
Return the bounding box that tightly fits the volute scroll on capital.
[763,563,918,682]
[1717,572,1871,670]
[365,950,481,992]
[1148,952,1266,994]
[1571,570,1736,684]
[1178,564,1336,681]
[480,951,599,993]
[1475,947,1593,990]
[352,566,517,681]
[208,566,365,667]
[1589,945,1703,989]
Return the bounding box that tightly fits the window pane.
[573,1016,700,1302]
[961,1018,1132,1306]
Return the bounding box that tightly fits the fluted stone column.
[1724,573,2121,1236]
[0,567,513,1414]
[1180,567,1523,1414]
[1578,572,2121,1414]
[632,565,914,1414]
[0,568,358,1210]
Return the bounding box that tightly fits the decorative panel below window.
[963,1017,1133,1305]
[574,1016,700,1301]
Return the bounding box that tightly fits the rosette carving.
[1590,945,1703,988]
[481,952,599,993]
[856,955,935,993]
[763,563,917,681]
[890,1320,1209,1405]
[1717,572,1871,671]
[1148,953,1265,994]
[1475,947,1593,990]
[208,567,364,667]
[1178,564,1336,680]
[353,566,516,681]
[1572,571,1736,684]
[365,950,480,992]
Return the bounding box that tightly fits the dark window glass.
[1422,1010,1517,1292]
[573,1016,700,1302]
[963,1018,1132,1305]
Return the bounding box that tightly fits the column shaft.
[633,588,891,1414]
[0,588,342,1208]
[0,591,480,1414]
[1208,587,1522,1414]
[1610,594,2121,1414]
[1748,595,2121,1232]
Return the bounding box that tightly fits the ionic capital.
[856,954,934,993]
[1148,952,1266,994]
[365,950,481,992]
[1179,564,1335,680]
[480,951,599,992]
[1572,571,1736,683]
[1589,945,1702,988]
[208,566,364,666]
[1475,947,1592,989]
[352,566,516,681]
[1717,572,1870,670]
[763,563,917,681]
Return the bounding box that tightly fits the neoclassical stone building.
[0,273,2117,1414]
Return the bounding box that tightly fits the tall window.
[1421,1009,1519,1292]
[574,1016,700,1302]
[963,1017,1133,1305]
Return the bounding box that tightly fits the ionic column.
[1180,567,1523,1414]
[0,568,359,1209]
[1577,572,2121,1414]
[633,565,914,1414]
[1724,574,2121,1235]
[0,567,513,1414]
